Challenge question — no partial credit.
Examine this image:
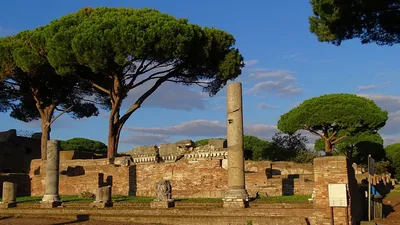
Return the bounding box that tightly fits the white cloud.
[381,135,400,146]
[356,94,400,138]
[246,80,303,97]
[21,116,86,130]
[123,81,206,111]
[258,103,279,109]
[123,119,280,144]
[120,134,169,145]
[244,60,259,67]
[380,111,400,135]
[245,69,303,97]
[248,70,295,80]
[245,124,278,139]
[125,119,226,137]
[359,94,400,113]
[356,81,392,92]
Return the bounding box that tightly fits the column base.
[0,202,17,208]
[223,189,249,208]
[223,199,249,208]
[91,201,113,208]
[224,189,249,201]
[40,201,62,208]
[150,200,175,208]
[42,194,61,202]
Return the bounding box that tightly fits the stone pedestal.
[151,180,174,208]
[41,140,62,208]
[91,185,113,208]
[0,181,17,208]
[223,82,249,208]
[150,200,175,208]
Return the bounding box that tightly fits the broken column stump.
[150,180,174,208]
[41,140,62,208]
[0,181,17,208]
[91,185,113,208]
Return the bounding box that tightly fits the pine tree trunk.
[40,107,54,160]
[107,124,119,159]
[40,122,50,160]
[324,139,333,156]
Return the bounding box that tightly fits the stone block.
[40,201,62,208]
[0,202,17,208]
[360,222,376,225]
[150,200,175,208]
[208,139,227,149]
[91,201,113,208]
[223,199,249,208]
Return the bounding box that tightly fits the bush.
[291,151,318,164]
[60,137,107,154]
[374,161,391,174]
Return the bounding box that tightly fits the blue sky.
[1,0,400,152]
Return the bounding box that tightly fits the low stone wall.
[29,159,314,198]
[30,159,134,196]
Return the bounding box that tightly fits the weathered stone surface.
[175,140,195,149]
[0,181,17,208]
[313,156,361,225]
[92,185,113,208]
[155,180,172,201]
[30,158,314,198]
[1,181,16,203]
[41,140,61,208]
[151,180,174,208]
[115,156,132,167]
[224,82,248,208]
[208,139,227,149]
[150,200,175,208]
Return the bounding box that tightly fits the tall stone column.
[223,82,249,208]
[0,181,17,208]
[41,140,62,208]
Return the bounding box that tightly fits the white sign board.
[328,184,348,207]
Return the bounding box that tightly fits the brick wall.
[30,159,134,196]
[313,156,363,225]
[29,158,314,198]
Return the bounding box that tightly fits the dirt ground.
[0,217,153,225]
[374,192,400,225]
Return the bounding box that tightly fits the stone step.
[0,208,319,225]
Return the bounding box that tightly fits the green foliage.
[60,138,107,154]
[194,138,224,147]
[38,7,244,157]
[291,151,319,164]
[385,143,400,180]
[243,135,271,160]
[0,32,99,125]
[195,139,210,147]
[314,132,385,164]
[252,195,311,203]
[309,0,400,46]
[374,161,391,175]
[278,94,388,153]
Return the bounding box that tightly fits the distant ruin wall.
[29,159,314,198]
